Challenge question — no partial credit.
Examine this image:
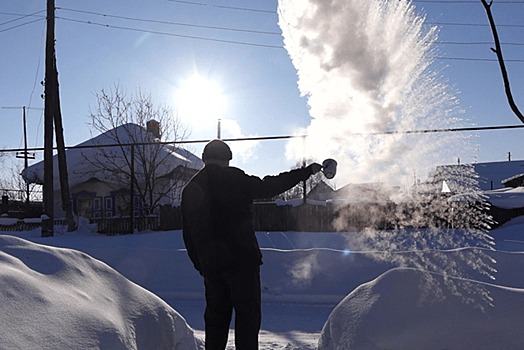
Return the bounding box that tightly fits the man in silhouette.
[181,139,321,350]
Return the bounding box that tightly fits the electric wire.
[167,0,523,10]
[413,0,524,3]
[0,10,45,26]
[3,6,523,31]
[54,16,524,61]
[56,7,281,35]
[439,41,524,45]
[3,124,524,154]
[55,16,283,49]
[437,57,524,62]
[431,22,524,28]
[7,7,523,54]
[54,8,524,31]
[50,5,524,61]
[0,18,44,34]
[27,22,47,150]
[53,14,524,60]
[165,0,276,14]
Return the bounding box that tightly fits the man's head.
[202,139,232,167]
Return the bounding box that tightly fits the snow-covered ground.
[1,215,524,349]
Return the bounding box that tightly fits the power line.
[9,7,524,49]
[438,41,524,45]
[56,7,281,36]
[3,124,524,155]
[56,7,524,46]
[54,7,524,31]
[0,18,44,34]
[431,22,524,28]
[0,10,45,26]
[55,16,283,49]
[4,7,524,31]
[413,0,524,3]
[436,56,524,62]
[53,17,524,61]
[54,16,524,59]
[166,0,276,14]
[5,6,517,60]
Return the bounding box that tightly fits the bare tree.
[0,161,42,208]
[85,86,190,216]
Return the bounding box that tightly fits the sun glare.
[174,73,227,128]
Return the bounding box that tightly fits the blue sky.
[1,0,523,187]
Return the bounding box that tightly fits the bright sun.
[174,73,227,127]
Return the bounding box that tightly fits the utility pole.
[129,144,135,234]
[302,135,307,204]
[44,0,76,236]
[43,0,55,236]
[2,106,41,210]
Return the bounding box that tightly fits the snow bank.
[0,235,202,350]
[3,222,524,349]
[486,187,524,209]
[318,267,524,350]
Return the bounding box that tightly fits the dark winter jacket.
[181,164,316,276]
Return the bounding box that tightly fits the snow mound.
[318,267,524,350]
[0,235,202,350]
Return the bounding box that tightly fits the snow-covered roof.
[434,160,524,191]
[21,123,203,190]
[473,160,524,190]
[501,172,524,188]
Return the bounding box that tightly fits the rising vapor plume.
[279,0,495,305]
[279,0,469,187]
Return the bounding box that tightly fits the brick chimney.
[146,120,161,139]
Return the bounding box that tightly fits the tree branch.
[481,0,524,123]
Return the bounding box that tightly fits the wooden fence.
[0,220,42,232]
[91,216,160,235]
[0,201,519,235]
[488,205,524,229]
[0,217,159,235]
[159,202,344,232]
[252,203,338,232]
[157,201,511,232]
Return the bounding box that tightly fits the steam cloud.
[279,0,469,187]
[278,0,495,305]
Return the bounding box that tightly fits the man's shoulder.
[182,171,204,197]
[225,167,264,183]
[226,166,247,176]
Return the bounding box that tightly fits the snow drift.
[2,219,524,349]
[318,267,524,350]
[0,235,201,350]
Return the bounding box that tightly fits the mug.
[322,159,337,179]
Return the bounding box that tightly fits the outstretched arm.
[253,163,322,200]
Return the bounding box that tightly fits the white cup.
[322,159,337,179]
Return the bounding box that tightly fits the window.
[105,197,113,210]
[105,197,113,218]
[93,197,101,210]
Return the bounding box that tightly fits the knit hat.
[202,139,232,162]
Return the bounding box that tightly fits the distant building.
[307,181,336,201]
[434,160,524,191]
[474,160,524,190]
[307,180,399,204]
[21,122,203,219]
[501,173,524,188]
[335,182,399,203]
